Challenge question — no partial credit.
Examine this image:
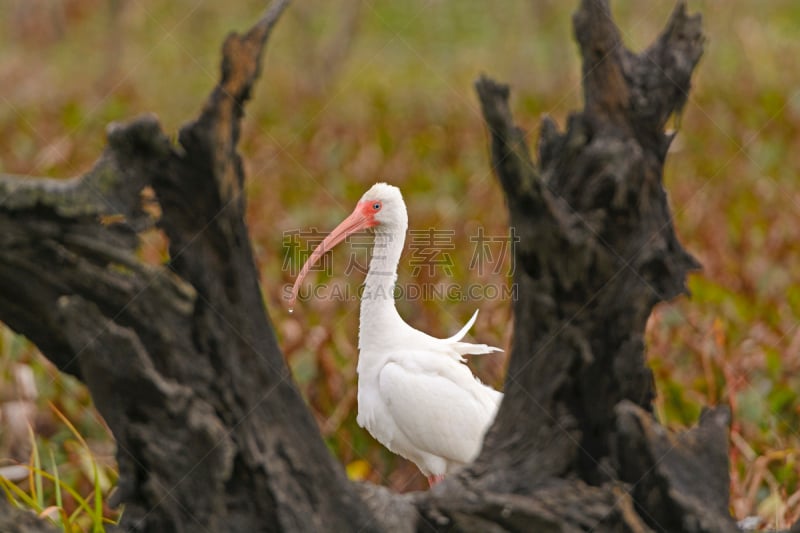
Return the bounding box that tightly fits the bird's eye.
[372,202,382,211]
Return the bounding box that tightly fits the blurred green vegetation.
[0,0,798,528]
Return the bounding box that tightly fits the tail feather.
[451,342,503,356]
[441,309,503,358]
[444,309,480,343]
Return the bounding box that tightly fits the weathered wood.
[472,0,706,492]
[455,1,735,530]
[0,1,376,531]
[616,402,734,532]
[0,1,760,532]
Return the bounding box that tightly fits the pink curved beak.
[288,203,374,310]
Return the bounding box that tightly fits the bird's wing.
[440,309,503,357]
[378,353,501,465]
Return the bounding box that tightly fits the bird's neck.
[358,227,407,351]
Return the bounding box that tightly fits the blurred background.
[0,0,798,529]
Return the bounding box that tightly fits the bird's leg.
[426,474,445,487]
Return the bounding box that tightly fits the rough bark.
[0,2,374,531]
[472,1,704,490]
[2,1,782,532]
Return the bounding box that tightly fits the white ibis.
[289,183,503,486]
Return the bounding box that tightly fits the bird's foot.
[426,474,445,487]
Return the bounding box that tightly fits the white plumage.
[290,183,503,486]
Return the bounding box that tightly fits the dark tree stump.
[0,2,374,531]
[473,0,705,487]
[2,1,787,532]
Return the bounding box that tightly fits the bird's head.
[288,182,407,310]
[358,182,407,233]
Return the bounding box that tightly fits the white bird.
[289,183,503,486]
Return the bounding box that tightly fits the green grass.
[1,0,798,528]
[0,405,119,532]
